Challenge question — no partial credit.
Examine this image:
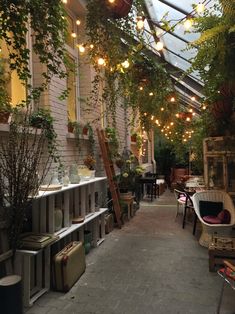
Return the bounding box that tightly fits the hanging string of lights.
[61,0,211,145]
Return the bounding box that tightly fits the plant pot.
[83,127,88,136]
[0,111,10,124]
[0,275,23,314]
[106,0,133,19]
[68,124,74,133]
[131,134,137,142]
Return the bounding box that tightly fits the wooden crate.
[208,236,235,272]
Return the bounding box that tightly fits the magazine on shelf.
[20,232,59,249]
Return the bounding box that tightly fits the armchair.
[192,190,235,247]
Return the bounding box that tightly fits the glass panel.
[205,137,235,153]
[207,157,224,189]
[227,157,235,192]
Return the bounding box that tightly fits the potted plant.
[83,155,96,178]
[67,119,82,148]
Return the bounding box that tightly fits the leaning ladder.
[97,129,122,227]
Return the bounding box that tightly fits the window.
[66,55,77,121]
[0,39,26,106]
[65,12,80,122]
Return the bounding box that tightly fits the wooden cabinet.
[203,137,235,197]
[16,177,108,306]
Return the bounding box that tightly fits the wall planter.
[131,134,137,142]
[0,112,10,124]
[83,126,88,136]
[106,0,133,19]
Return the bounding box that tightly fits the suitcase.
[52,241,86,292]
[105,213,114,234]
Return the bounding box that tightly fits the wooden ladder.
[97,129,122,227]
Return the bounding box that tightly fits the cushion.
[217,209,231,224]
[202,215,222,224]
[199,200,223,217]
[178,196,186,203]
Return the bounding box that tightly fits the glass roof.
[143,0,216,106]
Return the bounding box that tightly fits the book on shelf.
[20,232,59,249]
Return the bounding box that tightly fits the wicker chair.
[192,190,235,247]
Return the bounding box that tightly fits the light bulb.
[62,0,67,3]
[149,92,153,96]
[108,0,115,3]
[189,108,193,112]
[89,44,94,49]
[122,60,130,69]
[76,19,81,26]
[71,32,77,38]
[156,41,163,51]
[136,16,145,30]
[161,107,164,111]
[202,105,207,110]
[170,122,174,126]
[186,117,191,122]
[184,18,193,30]
[170,97,175,102]
[196,3,205,14]
[175,113,179,118]
[78,45,85,53]
[191,96,196,101]
[97,58,105,66]
[151,115,154,120]
[139,86,143,91]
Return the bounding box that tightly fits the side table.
[208,236,235,272]
[120,194,134,221]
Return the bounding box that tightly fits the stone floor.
[26,190,235,314]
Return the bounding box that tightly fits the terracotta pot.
[131,134,137,142]
[83,127,88,136]
[68,124,74,133]
[106,0,133,19]
[0,112,10,123]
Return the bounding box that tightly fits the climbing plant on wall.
[85,0,176,129]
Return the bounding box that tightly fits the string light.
[184,17,193,30]
[62,0,67,3]
[136,16,145,30]
[202,104,207,110]
[77,45,85,53]
[186,117,191,122]
[161,107,164,111]
[139,86,143,91]
[122,60,130,69]
[97,58,106,66]
[191,96,196,101]
[196,3,205,14]
[89,44,94,49]
[71,32,77,38]
[76,19,81,26]
[156,41,164,51]
[108,0,115,3]
[149,92,153,96]
[170,97,175,102]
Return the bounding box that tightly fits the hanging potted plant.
[105,0,133,18]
